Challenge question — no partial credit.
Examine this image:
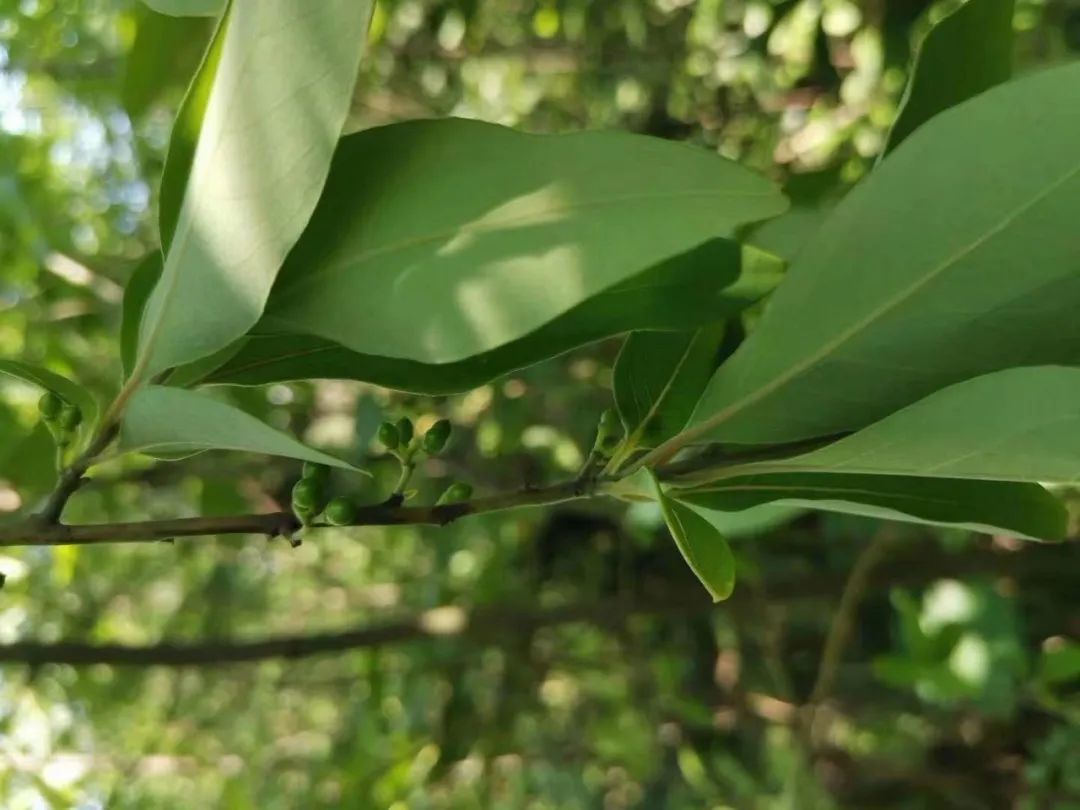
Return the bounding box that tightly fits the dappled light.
[3,0,1080,807]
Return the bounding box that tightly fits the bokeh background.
[2,0,1080,807]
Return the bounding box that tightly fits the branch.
[0,543,1072,667]
[1,479,591,547]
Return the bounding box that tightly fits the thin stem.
[807,529,898,706]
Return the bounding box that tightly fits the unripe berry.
[378,421,400,450]
[436,481,473,505]
[396,417,414,447]
[291,478,321,510]
[38,391,64,421]
[302,461,330,485]
[594,408,621,455]
[58,404,83,432]
[422,419,452,454]
[324,497,357,526]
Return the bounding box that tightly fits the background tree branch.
[1,543,1072,668]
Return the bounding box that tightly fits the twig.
[35,423,120,525]
[2,479,591,547]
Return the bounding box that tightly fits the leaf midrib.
[672,156,1080,449]
[685,482,955,506]
[277,187,777,298]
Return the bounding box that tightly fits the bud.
[422,419,452,454]
[378,421,400,450]
[594,408,621,455]
[324,497,357,526]
[58,404,83,432]
[396,416,414,447]
[302,461,330,485]
[436,481,473,505]
[38,391,64,421]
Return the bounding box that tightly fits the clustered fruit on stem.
[288,415,471,532]
[38,390,84,470]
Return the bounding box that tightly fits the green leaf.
[136,0,374,377]
[140,0,224,17]
[0,360,98,432]
[614,324,731,450]
[120,253,163,379]
[261,117,787,365]
[119,386,363,471]
[883,0,1014,155]
[729,367,1080,487]
[684,63,1080,447]
[185,241,782,393]
[122,5,212,119]
[651,472,736,602]
[676,472,1067,541]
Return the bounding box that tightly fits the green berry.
[436,481,473,505]
[291,478,321,510]
[422,419,452,454]
[396,417,414,447]
[324,497,357,526]
[38,391,64,421]
[594,408,621,455]
[58,404,83,432]
[302,461,330,485]
[378,421,400,450]
[599,408,619,435]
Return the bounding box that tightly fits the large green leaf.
[723,367,1080,486]
[677,472,1067,541]
[614,324,730,450]
[136,0,374,378]
[119,386,361,471]
[260,117,787,365]
[682,63,1080,448]
[120,253,163,379]
[651,473,736,602]
[188,241,781,393]
[0,361,98,432]
[883,0,1014,155]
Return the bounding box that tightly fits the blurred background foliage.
[2,0,1080,807]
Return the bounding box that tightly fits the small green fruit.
[291,478,321,510]
[58,404,83,432]
[599,408,619,435]
[302,461,330,485]
[396,417,414,447]
[38,391,64,421]
[324,497,357,526]
[378,421,400,450]
[436,481,473,505]
[422,419,452,454]
[594,408,621,455]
